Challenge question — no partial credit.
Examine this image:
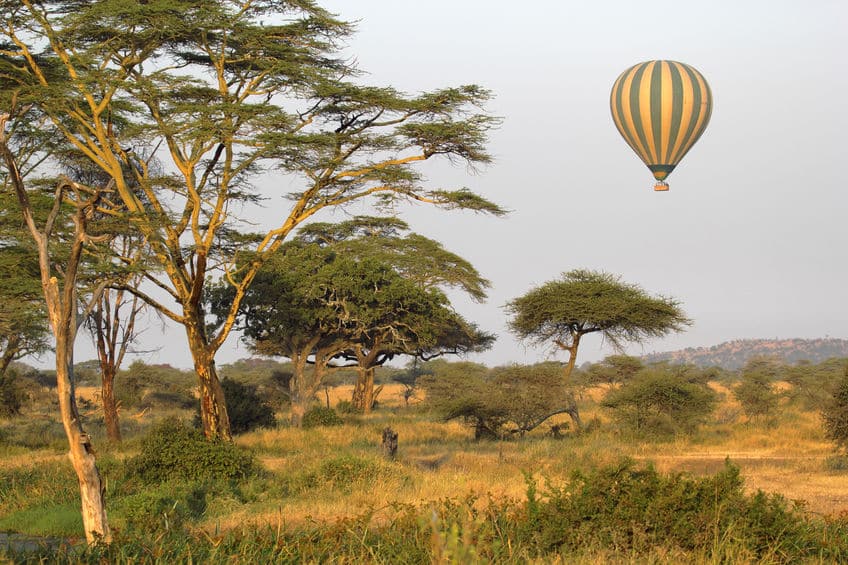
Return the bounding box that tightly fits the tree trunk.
[100,366,121,443]
[196,359,231,441]
[561,337,583,430]
[289,355,323,428]
[351,366,382,413]
[186,322,231,441]
[55,323,111,544]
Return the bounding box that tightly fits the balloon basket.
[653,182,669,192]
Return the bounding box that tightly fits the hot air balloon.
[610,60,712,191]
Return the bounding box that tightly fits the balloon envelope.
[610,60,712,190]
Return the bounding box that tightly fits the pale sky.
[55,0,848,370]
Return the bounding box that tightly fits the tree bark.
[56,334,111,544]
[186,320,232,441]
[288,353,325,427]
[561,334,583,430]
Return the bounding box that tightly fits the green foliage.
[301,406,343,429]
[602,368,716,437]
[506,269,691,352]
[421,361,575,439]
[116,361,196,410]
[821,364,848,452]
[335,399,354,414]
[194,378,276,435]
[125,418,256,485]
[27,461,848,563]
[583,355,644,388]
[734,371,780,423]
[525,460,821,559]
[0,371,25,417]
[118,483,208,535]
[785,358,847,410]
[219,358,293,406]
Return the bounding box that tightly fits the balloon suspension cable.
[653,181,669,192]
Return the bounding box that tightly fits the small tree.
[506,270,691,428]
[821,364,848,452]
[585,355,645,389]
[421,362,576,439]
[602,368,716,437]
[734,372,780,425]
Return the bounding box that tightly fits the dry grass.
[4,380,847,535]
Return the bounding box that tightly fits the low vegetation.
[2,357,848,562]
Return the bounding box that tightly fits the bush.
[602,368,716,437]
[526,459,815,559]
[301,406,342,428]
[125,418,256,484]
[420,362,577,439]
[119,483,208,534]
[822,364,848,452]
[193,378,276,435]
[0,371,26,417]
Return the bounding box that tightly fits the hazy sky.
[58,0,848,370]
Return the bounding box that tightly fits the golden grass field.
[5,380,847,538]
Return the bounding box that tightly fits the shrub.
[421,362,577,439]
[301,406,342,428]
[335,399,354,414]
[0,371,26,417]
[527,459,814,559]
[602,368,716,437]
[125,418,256,484]
[119,483,208,533]
[193,378,276,435]
[822,364,848,452]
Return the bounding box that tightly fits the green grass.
[0,504,83,538]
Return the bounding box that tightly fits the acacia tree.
[506,269,691,428]
[295,217,491,412]
[225,236,491,426]
[1,1,502,440]
[0,110,113,543]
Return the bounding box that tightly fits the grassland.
[1,381,847,563]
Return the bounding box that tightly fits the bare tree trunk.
[351,367,384,414]
[56,335,111,544]
[101,366,121,443]
[196,359,231,441]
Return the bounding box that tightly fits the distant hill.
[642,338,848,370]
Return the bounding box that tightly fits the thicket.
[301,406,343,428]
[0,370,25,417]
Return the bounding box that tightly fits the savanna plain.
[2,358,848,564]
